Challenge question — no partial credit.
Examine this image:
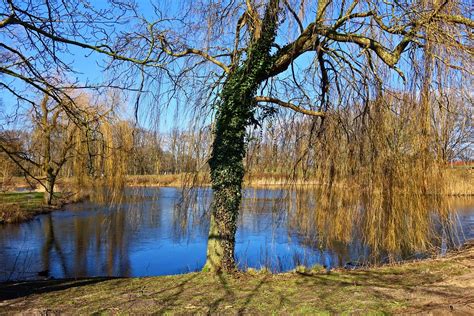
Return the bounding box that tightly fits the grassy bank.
[0,192,47,224]
[3,167,472,193]
[0,192,66,224]
[1,167,471,224]
[126,173,322,188]
[1,243,473,314]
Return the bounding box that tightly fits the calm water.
[0,187,473,281]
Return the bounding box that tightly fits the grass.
[0,191,44,206]
[1,244,473,314]
[0,192,64,224]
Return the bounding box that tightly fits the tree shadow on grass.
[0,277,115,301]
[206,271,236,314]
[236,274,269,314]
[1,258,471,314]
[292,267,473,313]
[147,273,201,314]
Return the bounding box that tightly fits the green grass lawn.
[0,191,44,206]
[0,192,46,223]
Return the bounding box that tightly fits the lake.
[0,187,473,281]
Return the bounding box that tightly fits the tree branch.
[0,14,14,28]
[435,14,474,28]
[160,43,230,73]
[6,16,163,66]
[267,6,472,78]
[284,0,304,33]
[255,96,325,117]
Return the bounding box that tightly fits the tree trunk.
[44,167,55,205]
[203,0,280,272]
[203,73,252,272]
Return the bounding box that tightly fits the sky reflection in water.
[0,187,472,281]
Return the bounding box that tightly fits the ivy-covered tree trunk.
[203,0,279,272]
[204,72,256,272]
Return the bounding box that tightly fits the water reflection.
[0,187,472,281]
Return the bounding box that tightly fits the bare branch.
[160,43,230,73]
[435,14,474,28]
[284,0,304,33]
[255,96,325,117]
[0,14,14,28]
[6,16,163,66]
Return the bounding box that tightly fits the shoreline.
[0,192,74,224]
[1,184,473,225]
[1,242,472,314]
[129,182,474,195]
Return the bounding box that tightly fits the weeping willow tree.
[0,93,81,205]
[155,0,471,272]
[252,81,471,260]
[1,0,472,272]
[69,103,134,205]
[0,91,131,205]
[296,93,450,259]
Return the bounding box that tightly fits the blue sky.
[1,0,423,134]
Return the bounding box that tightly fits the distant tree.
[0,92,123,204]
[0,130,24,191]
[0,1,143,203]
[129,127,163,175]
[432,89,473,163]
[0,93,82,204]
